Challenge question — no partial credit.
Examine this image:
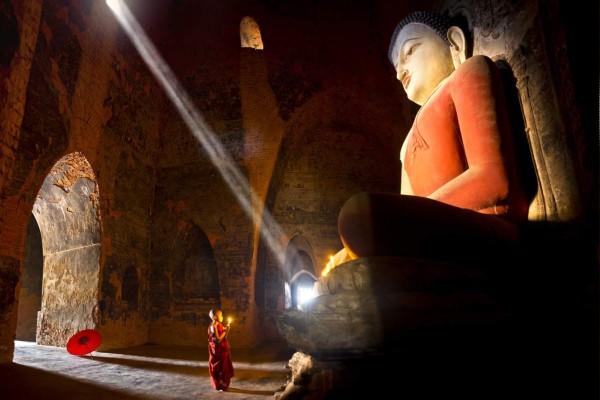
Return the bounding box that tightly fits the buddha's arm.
[428,56,511,214]
[400,164,414,195]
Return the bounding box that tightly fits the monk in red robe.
[331,11,529,267]
[207,309,234,391]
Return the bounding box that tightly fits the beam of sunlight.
[106,0,286,264]
[297,285,316,308]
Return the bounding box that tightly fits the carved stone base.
[276,256,520,399]
[277,256,511,359]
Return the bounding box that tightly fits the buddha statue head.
[388,11,469,105]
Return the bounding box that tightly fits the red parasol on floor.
[66,329,102,358]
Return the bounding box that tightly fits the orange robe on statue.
[338,56,529,264]
[400,55,527,218]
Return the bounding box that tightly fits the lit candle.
[227,317,232,326]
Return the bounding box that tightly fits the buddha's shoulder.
[453,55,499,83]
[460,55,496,72]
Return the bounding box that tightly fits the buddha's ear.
[447,26,467,69]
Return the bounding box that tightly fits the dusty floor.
[1,340,295,400]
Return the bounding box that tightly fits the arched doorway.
[27,152,102,347]
[15,215,43,341]
[283,235,317,310]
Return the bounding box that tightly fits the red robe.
[338,56,528,262]
[207,321,234,390]
[400,55,528,220]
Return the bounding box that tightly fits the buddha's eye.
[400,42,419,64]
[406,43,420,57]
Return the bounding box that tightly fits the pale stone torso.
[400,55,528,220]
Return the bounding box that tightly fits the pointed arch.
[283,234,317,309]
[240,16,264,50]
[30,152,102,347]
[15,215,43,341]
[171,223,220,306]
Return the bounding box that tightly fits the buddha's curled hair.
[388,11,452,64]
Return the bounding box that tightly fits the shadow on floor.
[3,341,294,400]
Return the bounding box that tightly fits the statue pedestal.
[277,256,511,358]
[275,256,517,399]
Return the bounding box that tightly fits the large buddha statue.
[277,14,534,398]
[276,11,573,400]
[330,11,529,269]
[279,5,532,380]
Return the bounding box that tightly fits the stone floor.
[1,340,295,400]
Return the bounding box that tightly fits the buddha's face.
[392,23,455,105]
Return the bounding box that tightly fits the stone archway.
[171,224,221,308]
[15,214,43,341]
[31,152,101,347]
[289,267,317,310]
[283,235,317,310]
[149,222,221,346]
